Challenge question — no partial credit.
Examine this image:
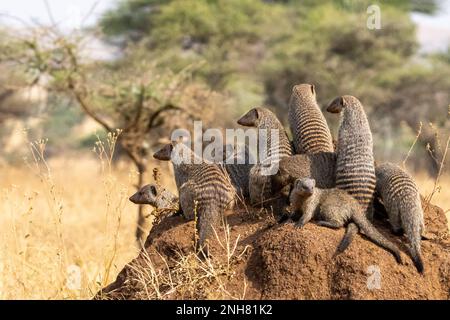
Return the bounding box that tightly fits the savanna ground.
[0,137,449,300]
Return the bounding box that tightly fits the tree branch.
[147,103,183,131]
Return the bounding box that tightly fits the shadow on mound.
[95,200,450,300]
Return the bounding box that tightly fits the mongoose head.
[292,83,316,99]
[129,184,159,205]
[153,143,174,161]
[237,107,277,127]
[326,95,361,114]
[237,108,260,127]
[293,178,316,197]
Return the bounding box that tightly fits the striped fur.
[271,152,337,193]
[222,144,253,198]
[237,107,293,206]
[327,95,376,214]
[237,107,293,159]
[153,142,235,256]
[376,162,425,273]
[289,84,334,154]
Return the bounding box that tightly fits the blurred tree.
[100,0,448,174]
[3,27,223,244]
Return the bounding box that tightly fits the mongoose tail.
[352,209,403,264]
[406,205,425,273]
[196,203,221,258]
[336,222,358,254]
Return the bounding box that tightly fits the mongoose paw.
[295,222,305,229]
[395,252,404,265]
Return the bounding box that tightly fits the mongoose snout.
[294,178,315,196]
[326,96,344,113]
[153,143,174,161]
[129,184,158,204]
[237,108,259,126]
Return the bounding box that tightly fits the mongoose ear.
[237,108,258,127]
[310,84,315,96]
[326,96,344,113]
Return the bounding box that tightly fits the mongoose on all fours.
[153,141,235,257]
[237,107,293,207]
[327,95,377,251]
[375,162,426,273]
[288,84,334,154]
[290,178,403,264]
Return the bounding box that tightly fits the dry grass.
[0,138,153,299]
[415,173,450,220]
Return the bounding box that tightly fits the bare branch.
[147,103,183,131]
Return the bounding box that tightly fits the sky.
[0,0,449,53]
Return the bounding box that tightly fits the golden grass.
[0,152,144,299]
[415,173,450,221]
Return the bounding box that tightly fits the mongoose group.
[131,83,427,273]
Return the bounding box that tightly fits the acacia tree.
[4,27,222,244]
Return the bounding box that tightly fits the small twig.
[425,134,450,211]
[403,121,422,169]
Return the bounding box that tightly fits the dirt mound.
[95,200,450,300]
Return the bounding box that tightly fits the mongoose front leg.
[316,220,342,229]
[295,205,315,229]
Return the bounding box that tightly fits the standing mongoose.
[290,178,403,264]
[129,183,182,221]
[288,84,334,154]
[327,95,376,252]
[153,141,235,256]
[327,95,376,216]
[375,162,425,273]
[237,107,293,206]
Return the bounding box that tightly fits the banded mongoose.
[222,143,253,199]
[288,84,334,154]
[129,183,181,221]
[327,95,377,251]
[237,107,293,205]
[153,141,235,256]
[290,178,402,264]
[327,95,376,216]
[375,162,425,273]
